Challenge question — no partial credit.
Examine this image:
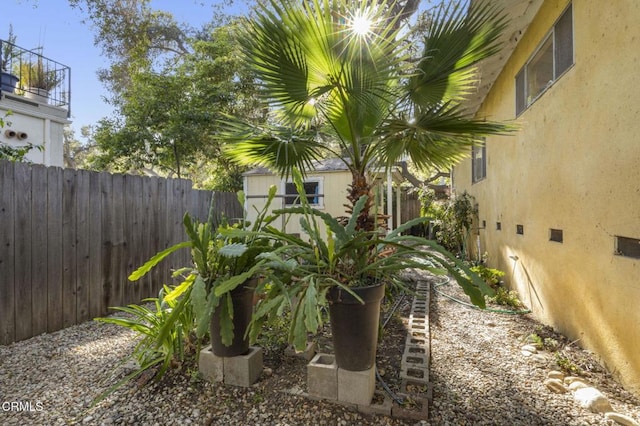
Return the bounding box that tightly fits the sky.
[3,0,249,140]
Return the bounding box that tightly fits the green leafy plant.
[470,263,505,289]
[20,58,64,91]
[128,187,278,347]
[251,169,494,350]
[490,287,523,308]
[1,25,18,72]
[96,284,196,380]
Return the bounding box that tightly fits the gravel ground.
[0,271,638,425]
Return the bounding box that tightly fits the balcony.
[0,39,71,117]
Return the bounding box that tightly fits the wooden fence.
[0,160,243,345]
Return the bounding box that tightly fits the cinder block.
[392,394,429,421]
[337,366,375,406]
[307,353,337,400]
[358,391,392,416]
[400,365,429,384]
[223,346,263,387]
[401,352,429,376]
[198,345,224,383]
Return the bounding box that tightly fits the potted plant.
[20,58,64,103]
[1,26,19,93]
[252,170,493,371]
[128,187,278,357]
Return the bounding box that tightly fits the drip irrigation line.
[432,276,532,315]
[377,288,409,405]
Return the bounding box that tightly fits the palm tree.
[224,0,513,231]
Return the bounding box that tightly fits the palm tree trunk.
[347,171,376,231]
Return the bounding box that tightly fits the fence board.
[75,170,91,323]
[0,161,16,345]
[88,172,103,319]
[14,162,33,341]
[1,160,240,345]
[31,165,48,336]
[62,169,78,328]
[47,167,63,333]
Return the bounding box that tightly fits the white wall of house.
[1,93,69,167]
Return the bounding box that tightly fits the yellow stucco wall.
[244,170,352,235]
[454,0,640,396]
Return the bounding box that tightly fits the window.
[516,4,573,115]
[472,143,486,183]
[284,178,324,207]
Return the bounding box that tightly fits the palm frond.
[408,0,509,106]
[376,102,516,169]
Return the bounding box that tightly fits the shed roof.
[243,158,350,176]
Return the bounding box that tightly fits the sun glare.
[350,13,372,37]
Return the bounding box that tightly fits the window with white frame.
[516,3,573,115]
[284,177,324,207]
[472,143,486,183]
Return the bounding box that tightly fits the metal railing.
[0,39,71,116]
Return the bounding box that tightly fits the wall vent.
[550,229,563,243]
[615,236,640,259]
[516,224,524,235]
[496,222,502,231]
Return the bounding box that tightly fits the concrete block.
[307,353,337,400]
[400,365,429,384]
[198,345,224,383]
[402,352,428,370]
[358,391,392,417]
[406,335,428,348]
[392,394,429,421]
[337,366,375,406]
[223,346,263,387]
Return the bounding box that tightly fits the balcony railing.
[0,39,71,116]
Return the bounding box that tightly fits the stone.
[521,350,533,357]
[547,370,565,380]
[605,412,640,426]
[573,387,613,413]
[521,344,538,353]
[568,381,589,391]
[564,376,585,384]
[531,354,547,364]
[307,353,338,400]
[544,378,567,393]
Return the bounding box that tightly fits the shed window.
[284,178,323,207]
[516,3,573,115]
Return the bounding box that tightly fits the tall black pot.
[327,282,385,371]
[210,278,258,357]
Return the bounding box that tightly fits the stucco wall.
[244,170,352,235]
[454,0,640,396]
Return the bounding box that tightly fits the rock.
[521,344,538,353]
[82,416,94,424]
[544,378,567,393]
[605,412,640,426]
[531,354,547,364]
[568,381,589,391]
[564,376,585,384]
[573,387,613,413]
[547,370,565,380]
[521,350,533,357]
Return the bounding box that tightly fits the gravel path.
[0,272,638,425]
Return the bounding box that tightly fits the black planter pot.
[210,278,258,357]
[327,282,385,371]
[1,71,19,93]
